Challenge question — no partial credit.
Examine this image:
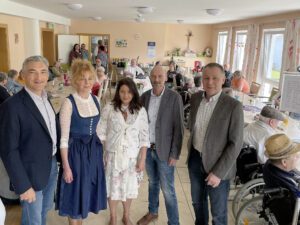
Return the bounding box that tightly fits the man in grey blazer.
[187,63,244,225]
[137,65,184,225]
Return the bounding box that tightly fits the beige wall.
[70,20,213,64]
[0,13,69,71]
[0,14,25,71]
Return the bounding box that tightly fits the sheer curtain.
[242,24,260,82]
[223,27,232,65]
[279,19,300,89]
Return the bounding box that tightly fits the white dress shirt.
[244,120,276,164]
[148,87,165,143]
[25,87,57,155]
[193,91,222,153]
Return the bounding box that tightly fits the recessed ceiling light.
[177,19,184,24]
[137,6,154,14]
[206,9,223,16]
[66,3,83,10]
[91,16,102,21]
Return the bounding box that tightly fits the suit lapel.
[156,89,170,123]
[21,89,51,137]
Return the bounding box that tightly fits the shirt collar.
[202,90,222,103]
[151,86,165,97]
[25,86,48,101]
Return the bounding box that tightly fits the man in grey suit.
[187,63,244,225]
[137,65,184,225]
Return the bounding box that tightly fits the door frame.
[0,23,10,72]
[41,28,55,65]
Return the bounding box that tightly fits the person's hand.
[168,157,177,166]
[63,167,73,183]
[20,188,36,203]
[205,172,221,188]
[136,158,146,173]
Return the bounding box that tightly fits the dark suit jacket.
[141,88,184,161]
[0,85,10,105]
[0,89,58,194]
[187,91,244,180]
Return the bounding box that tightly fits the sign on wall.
[147,42,156,58]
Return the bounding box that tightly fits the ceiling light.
[67,3,83,10]
[91,16,102,21]
[135,17,145,23]
[206,9,223,16]
[137,6,153,14]
[177,19,184,24]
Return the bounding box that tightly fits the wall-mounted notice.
[147,42,156,58]
[280,72,300,113]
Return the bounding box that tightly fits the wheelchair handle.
[244,163,261,170]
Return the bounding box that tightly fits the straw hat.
[265,134,300,159]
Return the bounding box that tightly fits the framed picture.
[115,39,127,47]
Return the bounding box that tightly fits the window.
[216,31,228,64]
[258,28,285,95]
[232,30,247,71]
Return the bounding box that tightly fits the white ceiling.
[9,0,300,24]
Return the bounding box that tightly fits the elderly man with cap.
[244,106,285,164]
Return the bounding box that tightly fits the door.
[0,24,10,72]
[41,28,55,65]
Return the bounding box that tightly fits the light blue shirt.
[6,78,23,94]
[25,87,57,155]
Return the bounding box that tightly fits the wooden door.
[41,28,55,65]
[0,24,10,72]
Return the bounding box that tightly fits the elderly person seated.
[166,61,183,88]
[6,69,23,94]
[244,106,284,164]
[231,70,250,94]
[0,72,10,105]
[263,133,300,224]
[124,58,144,78]
[51,61,64,79]
[222,64,233,88]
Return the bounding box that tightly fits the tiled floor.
[5,129,237,225]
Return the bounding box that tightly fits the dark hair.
[73,44,80,51]
[194,75,202,87]
[202,63,225,75]
[99,45,105,51]
[112,78,142,114]
[7,69,18,79]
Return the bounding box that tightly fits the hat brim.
[265,143,300,159]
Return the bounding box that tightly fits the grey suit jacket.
[187,91,244,180]
[141,88,184,161]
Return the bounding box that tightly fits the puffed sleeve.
[59,98,72,149]
[138,107,150,149]
[98,103,111,142]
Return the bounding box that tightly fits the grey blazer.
[141,88,184,161]
[187,91,244,180]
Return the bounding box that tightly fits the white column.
[23,18,41,57]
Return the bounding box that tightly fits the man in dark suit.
[0,72,10,104]
[0,56,58,225]
[187,63,244,225]
[137,65,184,225]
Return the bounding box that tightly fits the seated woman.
[263,133,300,224]
[166,61,183,88]
[231,70,250,94]
[91,66,107,96]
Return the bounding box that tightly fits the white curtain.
[242,24,260,82]
[223,27,232,65]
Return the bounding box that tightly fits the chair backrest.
[268,87,279,102]
[236,145,260,183]
[250,82,261,96]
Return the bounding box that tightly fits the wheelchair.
[232,145,265,218]
[235,187,296,225]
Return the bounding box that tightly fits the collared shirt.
[244,120,276,164]
[25,87,57,155]
[193,91,222,152]
[148,87,165,143]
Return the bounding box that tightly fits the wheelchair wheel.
[183,103,190,128]
[235,196,269,225]
[232,178,265,218]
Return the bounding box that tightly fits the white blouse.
[99,103,150,159]
[60,92,101,149]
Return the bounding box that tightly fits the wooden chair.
[269,87,279,101]
[98,79,109,105]
[249,82,261,96]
